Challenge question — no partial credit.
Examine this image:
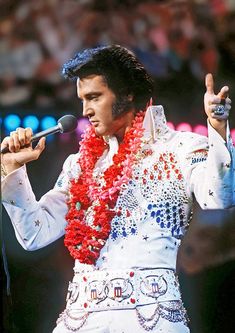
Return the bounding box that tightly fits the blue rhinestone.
[147,204,152,210]
[160,222,165,228]
[151,211,156,218]
[112,232,117,239]
[156,217,161,223]
[131,228,136,234]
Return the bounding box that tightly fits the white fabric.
[2,105,235,332]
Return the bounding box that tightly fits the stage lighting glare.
[41,116,57,130]
[22,115,40,132]
[76,118,90,135]
[176,122,192,132]
[167,122,175,130]
[3,114,21,132]
[193,124,208,136]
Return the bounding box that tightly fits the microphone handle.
[31,125,61,142]
[1,124,62,154]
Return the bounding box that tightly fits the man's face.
[77,75,133,138]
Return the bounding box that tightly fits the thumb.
[218,85,229,99]
[33,137,46,157]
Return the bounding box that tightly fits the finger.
[25,127,33,145]
[210,104,230,120]
[7,136,17,153]
[211,110,229,121]
[10,132,21,152]
[33,137,46,159]
[218,85,229,99]
[1,137,10,151]
[226,97,231,104]
[16,128,28,147]
[205,73,214,95]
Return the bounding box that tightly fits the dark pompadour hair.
[62,45,154,111]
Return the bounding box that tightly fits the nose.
[82,101,94,118]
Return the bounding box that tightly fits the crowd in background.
[0,0,235,123]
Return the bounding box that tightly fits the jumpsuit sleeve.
[177,122,235,209]
[1,153,81,250]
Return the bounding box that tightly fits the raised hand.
[204,73,231,139]
[1,127,46,175]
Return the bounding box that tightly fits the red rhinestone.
[83,276,87,282]
[150,174,154,180]
[130,298,136,304]
[117,210,122,217]
[154,164,158,170]
[144,169,148,175]
[178,174,182,180]
[143,178,147,184]
[84,303,88,308]
[130,271,135,277]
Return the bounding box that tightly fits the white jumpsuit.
[2,106,235,332]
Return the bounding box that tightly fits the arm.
[1,153,80,250]
[178,126,234,209]
[204,73,231,141]
[1,127,81,250]
[178,74,234,209]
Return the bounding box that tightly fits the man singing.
[1,45,234,332]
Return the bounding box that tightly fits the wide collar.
[142,105,171,143]
[104,105,171,147]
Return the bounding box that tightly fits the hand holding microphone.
[1,115,78,174]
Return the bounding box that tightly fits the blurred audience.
[0,0,234,122]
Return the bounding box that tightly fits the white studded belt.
[66,268,181,312]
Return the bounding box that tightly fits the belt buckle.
[86,269,137,311]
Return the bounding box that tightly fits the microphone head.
[58,115,78,133]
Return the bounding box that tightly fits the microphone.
[1,115,78,154]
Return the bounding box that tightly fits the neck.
[113,109,137,143]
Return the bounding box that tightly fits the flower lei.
[64,111,145,265]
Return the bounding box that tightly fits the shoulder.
[62,152,81,178]
[174,130,209,149]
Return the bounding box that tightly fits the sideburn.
[112,96,134,118]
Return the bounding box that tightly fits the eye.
[90,95,98,101]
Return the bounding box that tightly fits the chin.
[94,126,110,137]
